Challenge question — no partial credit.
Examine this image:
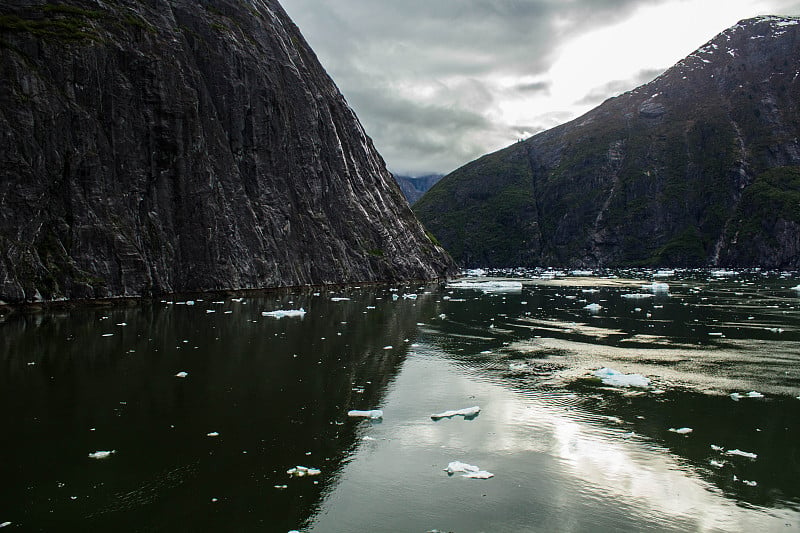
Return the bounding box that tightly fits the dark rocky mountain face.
[0,0,454,303]
[416,16,800,268]
[393,173,443,204]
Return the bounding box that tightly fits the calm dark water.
[1,271,799,532]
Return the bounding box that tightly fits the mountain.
[0,0,454,304]
[415,16,800,268]
[393,174,443,204]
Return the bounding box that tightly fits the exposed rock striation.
[0,0,454,303]
[416,16,800,268]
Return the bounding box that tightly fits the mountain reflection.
[0,286,437,532]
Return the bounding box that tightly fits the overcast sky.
[280,0,800,176]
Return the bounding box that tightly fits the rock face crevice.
[0,0,454,303]
[416,16,800,268]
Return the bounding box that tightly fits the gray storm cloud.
[280,0,800,175]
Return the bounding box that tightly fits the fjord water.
[1,273,799,532]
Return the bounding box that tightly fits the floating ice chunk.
[431,406,481,420]
[710,444,724,452]
[791,285,800,292]
[101,333,114,337]
[287,466,321,477]
[261,309,306,318]
[584,303,602,312]
[382,346,393,350]
[741,479,757,486]
[331,297,350,302]
[206,310,215,314]
[186,300,195,306]
[446,280,523,293]
[207,432,220,437]
[444,461,494,479]
[726,449,757,459]
[710,459,725,467]
[571,270,594,276]
[621,293,654,299]
[88,450,115,459]
[641,282,669,293]
[669,427,693,435]
[593,367,651,388]
[730,391,764,401]
[654,270,675,278]
[403,294,418,299]
[508,362,527,370]
[175,371,188,378]
[0,522,10,528]
[347,409,383,419]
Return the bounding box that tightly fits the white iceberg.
[669,427,693,435]
[593,368,651,388]
[730,391,764,401]
[331,297,350,302]
[207,432,220,437]
[175,371,188,378]
[444,461,494,479]
[641,282,669,293]
[0,522,11,528]
[571,270,595,276]
[347,409,383,419]
[726,449,757,459]
[446,280,523,293]
[261,308,306,318]
[654,270,675,278]
[621,293,654,299]
[791,285,800,292]
[584,303,603,312]
[287,466,321,477]
[88,450,115,459]
[430,406,481,420]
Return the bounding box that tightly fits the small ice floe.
[0,522,11,528]
[641,282,669,293]
[382,346,393,350]
[710,444,725,452]
[621,293,654,299]
[206,310,215,314]
[593,367,651,388]
[347,409,383,419]
[186,300,195,306]
[508,362,528,370]
[654,270,675,278]
[571,270,594,276]
[287,466,321,477]
[430,406,481,421]
[740,478,758,487]
[444,461,493,479]
[710,459,725,468]
[330,297,350,302]
[791,285,800,292]
[730,391,764,401]
[101,333,114,337]
[88,450,115,459]
[207,432,220,437]
[175,371,188,378]
[669,427,693,435]
[726,449,757,459]
[446,280,523,293]
[584,303,602,312]
[261,309,306,318]
[403,293,418,299]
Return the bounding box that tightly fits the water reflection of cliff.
[0,286,438,532]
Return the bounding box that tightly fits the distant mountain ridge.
[416,16,800,268]
[393,174,444,204]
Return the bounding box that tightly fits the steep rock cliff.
[0,0,454,303]
[416,16,800,268]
